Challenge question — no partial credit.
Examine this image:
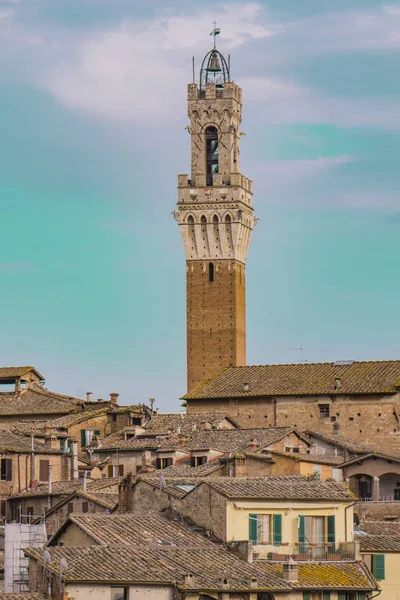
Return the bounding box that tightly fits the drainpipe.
[25,455,29,490]
[17,454,21,493]
[30,435,35,486]
[273,398,277,427]
[83,470,87,491]
[47,464,52,511]
[345,501,357,542]
[72,441,79,480]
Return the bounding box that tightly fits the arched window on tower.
[206,126,218,186]
[209,262,214,282]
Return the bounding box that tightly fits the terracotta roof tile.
[0,389,81,417]
[0,366,44,379]
[183,360,400,399]
[262,561,376,589]
[11,477,121,498]
[183,427,300,453]
[52,514,215,547]
[1,595,46,600]
[142,413,239,436]
[0,430,64,454]
[93,431,162,451]
[305,431,375,454]
[200,476,354,501]
[355,521,400,551]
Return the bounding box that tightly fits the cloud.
[0,262,34,271]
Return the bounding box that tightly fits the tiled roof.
[76,491,118,510]
[108,404,145,414]
[10,477,121,498]
[26,545,290,590]
[356,521,400,535]
[183,427,303,453]
[0,389,81,416]
[355,522,400,551]
[1,595,46,600]
[0,366,44,380]
[263,561,376,590]
[266,449,343,466]
[183,360,400,399]
[142,413,240,436]
[93,431,162,451]
[51,514,215,547]
[305,431,374,454]
[198,476,354,501]
[14,408,110,433]
[338,451,400,467]
[138,476,204,498]
[0,430,64,454]
[158,458,224,477]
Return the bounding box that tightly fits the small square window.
[319,405,330,418]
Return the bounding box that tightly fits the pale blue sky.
[0,0,399,408]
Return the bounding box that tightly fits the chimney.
[184,574,195,588]
[191,424,197,433]
[118,472,134,513]
[86,392,93,402]
[243,383,249,392]
[234,540,253,562]
[110,392,119,405]
[176,426,181,435]
[282,559,298,582]
[232,452,247,477]
[142,451,152,467]
[335,377,342,390]
[247,439,259,451]
[48,464,53,495]
[72,441,79,480]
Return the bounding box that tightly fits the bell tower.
[174,33,256,392]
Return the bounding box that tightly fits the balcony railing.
[253,541,357,562]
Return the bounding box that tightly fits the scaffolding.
[4,517,47,593]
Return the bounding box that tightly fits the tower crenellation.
[174,35,257,392]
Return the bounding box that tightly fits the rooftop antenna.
[210,21,221,50]
[290,347,307,363]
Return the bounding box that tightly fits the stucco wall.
[362,552,400,600]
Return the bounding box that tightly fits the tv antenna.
[290,347,307,363]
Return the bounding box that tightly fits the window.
[111,587,128,600]
[319,404,330,418]
[81,429,94,448]
[0,500,5,517]
[82,502,88,513]
[156,457,173,470]
[299,515,335,545]
[108,465,125,477]
[372,554,385,580]
[206,126,218,186]
[191,456,208,467]
[209,262,214,282]
[293,447,300,453]
[39,460,49,482]
[249,514,282,545]
[0,458,12,481]
[67,503,74,514]
[112,414,117,422]
[285,447,291,453]
[59,439,66,451]
[27,506,34,516]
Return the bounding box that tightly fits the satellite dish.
[44,549,51,564]
[60,557,68,572]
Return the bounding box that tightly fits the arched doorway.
[380,472,400,501]
[350,474,373,500]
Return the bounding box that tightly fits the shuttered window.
[273,514,282,544]
[373,554,385,580]
[108,465,114,477]
[323,593,331,600]
[67,503,74,514]
[327,515,335,544]
[358,593,366,600]
[81,429,86,447]
[82,502,88,513]
[118,465,124,476]
[39,460,49,482]
[0,458,12,481]
[337,594,345,600]
[298,515,305,545]
[303,593,310,600]
[249,514,258,543]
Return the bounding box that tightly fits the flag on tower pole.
[209,27,220,36]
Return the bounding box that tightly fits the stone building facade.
[174,46,256,392]
[183,360,400,452]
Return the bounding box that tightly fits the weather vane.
[209,21,221,49]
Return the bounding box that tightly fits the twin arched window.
[206,126,218,186]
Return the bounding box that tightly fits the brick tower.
[174,35,256,392]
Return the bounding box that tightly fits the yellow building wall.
[363,553,400,600]
[226,501,353,546]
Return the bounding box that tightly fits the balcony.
[253,541,358,562]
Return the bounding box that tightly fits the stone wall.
[187,392,400,452]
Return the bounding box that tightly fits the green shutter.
[94,430,101,436]
[298,515,305,543]
[273,514,282,545]
[303,593,310,600]
[338,594,345,600]
[81,429,86,447]
[323,593,331,600]
[327,515,336,544]
[358,593,366,600]
[249,514,258,543]
[373,554,385,580]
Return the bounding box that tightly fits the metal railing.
[253,541,357,561]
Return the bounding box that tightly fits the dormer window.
[206,126,218,186]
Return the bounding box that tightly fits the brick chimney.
[282,559,298,581]
[110,392,119,405]
[232,452,247,477]
[118,472,134,513]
